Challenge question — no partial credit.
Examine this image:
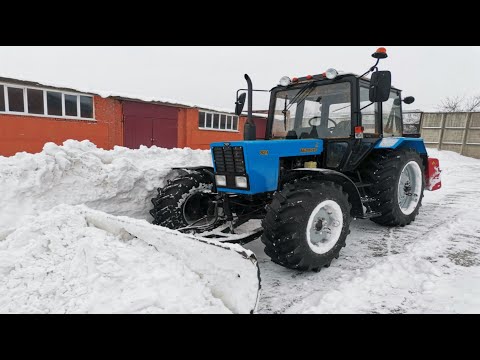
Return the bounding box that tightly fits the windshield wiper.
[287,82,316,111]
[360,102,374,111]
[333,104,351,113]
[280,82,317,132]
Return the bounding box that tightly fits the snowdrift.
[0,140,212,232]
[0,205,260,314]
[0,141,260,314]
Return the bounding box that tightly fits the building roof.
[0,75,239,115]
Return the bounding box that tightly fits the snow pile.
[0,205,259,314]
[0,140,261,314]
[0,140,211,233]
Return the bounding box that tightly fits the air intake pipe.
[243,74,256,141]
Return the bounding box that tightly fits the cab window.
[360,85,379,135]
[382,90,403,137]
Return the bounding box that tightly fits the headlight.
[235,176,248,189]
[215,175,226,187]
[279,76,291,87]
[325,68,338,80]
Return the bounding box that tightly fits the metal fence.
[420,112,480,159]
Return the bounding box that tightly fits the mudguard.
[292,168,364,218]
[374,137,428,154]
[171,166,215,182]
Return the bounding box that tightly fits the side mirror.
[235,93,246,116]
[403,96,415,105]
[369,71,391,103]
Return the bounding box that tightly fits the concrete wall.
[421,112,480,159]
[0,96,123,156]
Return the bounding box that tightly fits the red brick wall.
[178,108,248,150]
[0,96,123,157]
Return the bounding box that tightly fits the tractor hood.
[210,139,324,195]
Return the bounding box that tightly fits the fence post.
[460,112,472,156]
[438,113,447,151]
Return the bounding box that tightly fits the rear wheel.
[150,171,215,229]
[261,179,352,271]
[359,148,425,226]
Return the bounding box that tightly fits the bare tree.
[437,95,480,112]
[464,95,480,112]
[438,95,465,112]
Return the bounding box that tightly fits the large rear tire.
[150,171,214,229]
[261,179,352,272]
[359,148,425,227]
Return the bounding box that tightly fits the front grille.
[213,146,245,174]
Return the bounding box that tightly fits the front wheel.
[150,171,215,229]
[261,179,352,272]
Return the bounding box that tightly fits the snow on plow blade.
[82,208,261,314]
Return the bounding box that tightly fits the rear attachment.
[426,157,442,191]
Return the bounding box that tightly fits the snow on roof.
[0,74,237,115]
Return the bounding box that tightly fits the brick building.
[0,76,266,156]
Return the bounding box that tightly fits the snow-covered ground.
[246,149,480,314]
[0,141,259,314]
[1,141,479,314]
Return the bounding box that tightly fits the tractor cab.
[268,72,409,141]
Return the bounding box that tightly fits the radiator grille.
[213,146,245,174]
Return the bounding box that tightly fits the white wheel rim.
[306,200,343,255]
[397,161,422,215]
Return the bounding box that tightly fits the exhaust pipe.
[243,74,256,141]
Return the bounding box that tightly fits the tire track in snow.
[248,153,480,314]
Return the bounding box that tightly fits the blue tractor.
[150,48,442,271]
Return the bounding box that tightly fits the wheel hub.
[315,219,324,232]
[183,192,215,225]
[403,181,412,196]
[397,161,422,215]
[307,200,343,254]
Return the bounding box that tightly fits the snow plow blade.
[82,208,261,314]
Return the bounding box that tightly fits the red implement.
[426,158,442,191]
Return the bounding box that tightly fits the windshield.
[271,82,352,139]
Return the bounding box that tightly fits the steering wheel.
[308,116,338,132]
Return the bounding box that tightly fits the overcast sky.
[1,46,479,112]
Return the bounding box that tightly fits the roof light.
[325,68,338,80]
[372,47,388,59]
[292,77,299,83]
[279,76,292,86]
[306,75,313,80]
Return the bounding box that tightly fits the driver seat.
[309,125,319,138]
[300,126,319,139]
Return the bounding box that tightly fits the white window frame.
[0,82,96,121]
[198,110,239,132]
[5,85,26,114]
